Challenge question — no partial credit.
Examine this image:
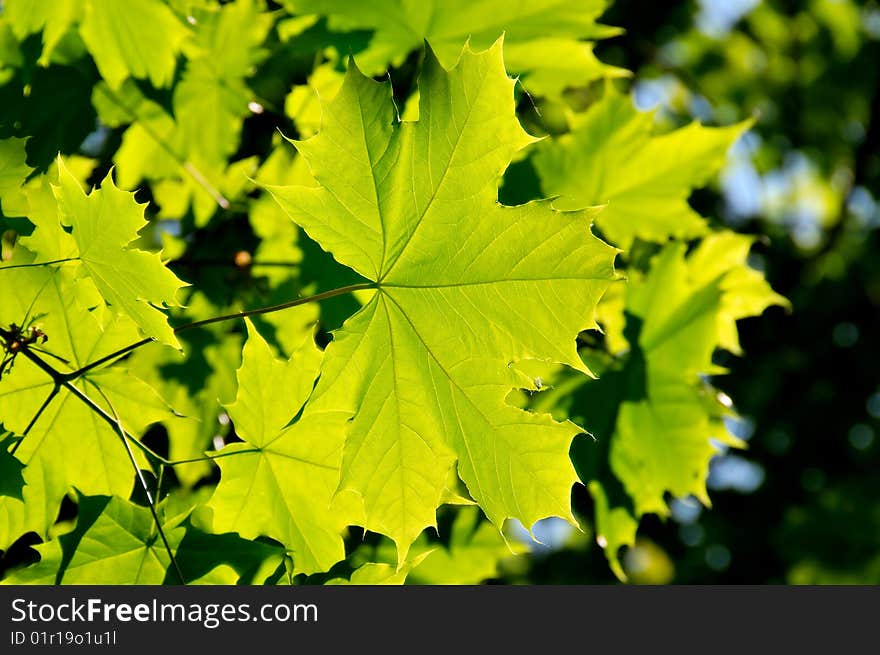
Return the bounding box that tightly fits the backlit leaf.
[268,41,617,559]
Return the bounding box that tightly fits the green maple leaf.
[173,521,286,585]
[344,563,415,585]
[609,237,786,516]
[91,81,181,191]
[173,66,249,170]
[279,0,627,141]
[502,37,628,99]
[151,156,257,226]
[0,137,32,217]
[373,506,527,584]
[79,0,189,89]
[91,62,259,224]
[173,0,273,168]
[268,42,617,559]
[284,65,344,139]
[284,0,619,95]
[205,321,355,575]
[3,494,184,585]
[1,0,79,65]
[22,160,188,348]
[326,552,433,585]
[250,147,316,287]
[56,495,184,584]
[686,231,790,355]
[25,487,291,585]
[571,234,785,576]
[18,173,80,263]
[0,263,175,550]
[533,86,750,249]
[588,481,637,581]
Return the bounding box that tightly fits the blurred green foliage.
[518,0,880,584]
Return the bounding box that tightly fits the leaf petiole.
[66,282,376,378]
[0,257,81,271]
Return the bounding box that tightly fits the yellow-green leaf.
[205,321,354,575]
[47,160,188,348]
[268,41,617,560]
[534,86,750,249]
[79,0,189,89]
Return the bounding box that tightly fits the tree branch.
[68,377,185,584]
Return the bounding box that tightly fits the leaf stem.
[65,339,153,380]
[0,257,81,271]
[5,342,185,582]
[164,449,261,466]
[71,378,186,584]
[3,333,260,468]
[111,434,260,468]
[10,384,60,454]
[65,282,375,378]
[155,465,165,504]
[174,282,374,331]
